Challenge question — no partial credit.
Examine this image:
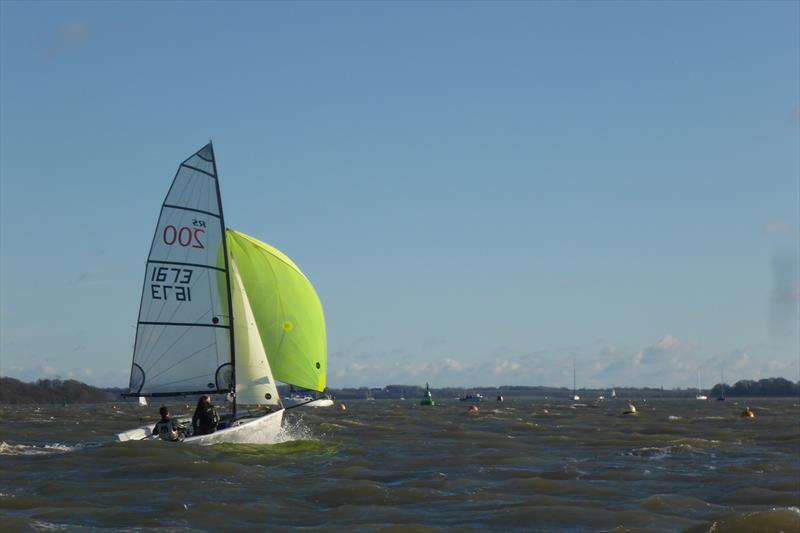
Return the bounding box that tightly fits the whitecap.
[0,441,83,456]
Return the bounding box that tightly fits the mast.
[210,142,237,420]
[572,360,577,397]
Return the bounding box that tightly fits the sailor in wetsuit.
[192,395,220,436]
[152,406,183,441]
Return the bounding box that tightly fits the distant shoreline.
[1,376,797,404]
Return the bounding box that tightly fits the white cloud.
[324,334,796,389]
[491,359,520,375]
[39,21,92,62]
[444,358,463,371]
[766,223,795,235]
[59,21,91,46]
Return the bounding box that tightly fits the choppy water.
[1,398,798,532]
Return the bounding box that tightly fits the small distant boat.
[420,382,434,406]
[459,393,483,403]
[571,359,580,401]
[611,388,616,398]
[695,369,707,400]
[623,402,637,416]
[283,387,334,408]
[716,370,726,401]
[284,396,333,408]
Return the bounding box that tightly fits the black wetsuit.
[192,405,219,435]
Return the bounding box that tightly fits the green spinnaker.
[226,229,326,392]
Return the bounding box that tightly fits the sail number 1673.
[151,267,193,301]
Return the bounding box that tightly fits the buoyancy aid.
[155,419,179,441]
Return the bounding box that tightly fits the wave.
[683,506,800,533]
[625,443,708,460]
[0,441,84,456]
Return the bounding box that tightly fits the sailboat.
[116,143,326,444]
[695,369,708,400]
[571,360,580,401]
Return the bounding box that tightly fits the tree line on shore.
[0,377,115,404]
[1,376,797,404]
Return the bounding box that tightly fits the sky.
[1,1,798,390]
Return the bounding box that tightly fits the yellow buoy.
[338,403,347,412]
[740,407,754,418]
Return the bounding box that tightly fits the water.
[1,398,798,532]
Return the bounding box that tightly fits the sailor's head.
[159,406,169,418]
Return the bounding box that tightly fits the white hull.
[116,409,284,445]
[283,397,334,408]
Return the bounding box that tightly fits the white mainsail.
[230,259,280,408]
[129,144,234,396]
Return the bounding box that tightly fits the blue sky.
[1,1,798,389]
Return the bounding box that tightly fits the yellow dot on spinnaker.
[283,321,293,331]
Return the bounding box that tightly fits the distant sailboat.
[695,369,708,400]
[138,396,148,407]
[717,370,726,401]
[572,360,580,401]
[116,143,327,444]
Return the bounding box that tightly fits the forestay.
[129,144,234,396]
